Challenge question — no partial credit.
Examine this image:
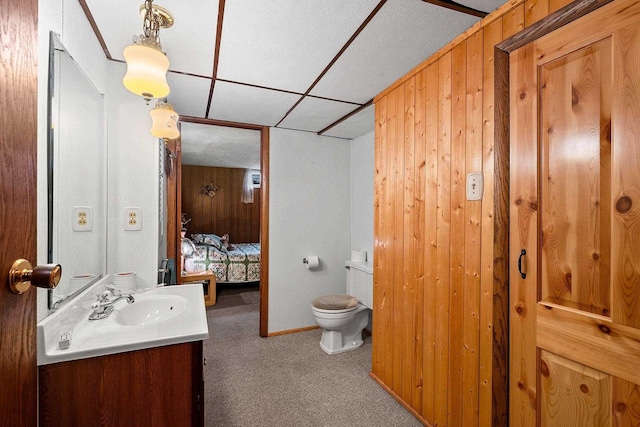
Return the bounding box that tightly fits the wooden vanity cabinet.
[39,341,204,427]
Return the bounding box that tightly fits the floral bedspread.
[186,243,260,283]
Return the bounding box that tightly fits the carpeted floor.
[203,285,422,427]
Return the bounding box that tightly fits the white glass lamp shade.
[150,103,180,139]
[123,44,170,100]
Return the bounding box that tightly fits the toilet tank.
[346,260,373,309]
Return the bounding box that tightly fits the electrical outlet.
[466,173,483,201]
[124,207,142,231]
[73,206,92,231]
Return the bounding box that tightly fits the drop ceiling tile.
[322,104,374,139]
[278,97,359,133]
[180,123,261,169]
[217,0,380,93]
[85,0,217,76]
[208,80,300,126]
[310,0,479,103]
[166,72,211,118]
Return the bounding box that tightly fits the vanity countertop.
[37,278,209,365]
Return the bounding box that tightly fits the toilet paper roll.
[351,250,367,262]
[304,256,320,269]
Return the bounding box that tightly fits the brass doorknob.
[9,259,62,294]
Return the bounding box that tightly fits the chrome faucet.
[89,290,135,320]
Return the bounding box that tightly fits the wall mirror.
[47,32,107,310]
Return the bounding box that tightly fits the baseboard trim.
[267,325,319,337]
[369,372,431,427]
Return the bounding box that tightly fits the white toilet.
[311,261,372,355]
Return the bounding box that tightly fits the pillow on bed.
[191,233,223,250]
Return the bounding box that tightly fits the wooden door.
[0,0,39,424]
[510,0,640,425]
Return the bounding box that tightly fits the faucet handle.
[106,284,123,297]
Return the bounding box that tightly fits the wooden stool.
[180,271,217,306]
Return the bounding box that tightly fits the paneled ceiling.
[82,0,503,167]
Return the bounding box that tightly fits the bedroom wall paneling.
[181,165,261,244]
[371,0,603,425]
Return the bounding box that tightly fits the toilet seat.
[311,294,358,314]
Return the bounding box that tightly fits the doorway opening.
[167,117,269,336]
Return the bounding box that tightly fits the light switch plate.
[466,173,483,201]
[73,206,92,231]
[124,207,142,231]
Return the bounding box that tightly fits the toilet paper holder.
[302,256,320,269]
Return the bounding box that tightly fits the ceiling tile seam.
[79,0,112,60]
[168,70,214,80]
[215,78,362,106]
[318,99,373,136]
[274,0,389,128]
[275,125,350,140]
[420,0,488,17]
[205,0,227,118]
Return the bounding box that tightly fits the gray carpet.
[203,288,422,427]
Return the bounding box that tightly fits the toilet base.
[316,306,369,355]
[319,331,364,355]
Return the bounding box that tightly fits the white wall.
[37,0,108,321]
[268,128,351,333]
[350,131,374,263]
[106,61,160,291]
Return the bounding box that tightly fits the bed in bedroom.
[183,233,260,283]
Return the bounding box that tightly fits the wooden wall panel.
[449,41,467,427]
[413,70,426,415]
[400,77,419,408]
[463,29,484,427]
[392,77,405,395]
[435,51,452,427]
[181,165,260,244]
[371,0,577,425]
[422,63,439,423]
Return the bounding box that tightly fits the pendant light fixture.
[123,0,174,103]
[150,102,180,139]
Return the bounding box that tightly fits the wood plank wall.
[372,0,573,425]
[181,165,260,244]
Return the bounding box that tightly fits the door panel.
[540,350,611,426]
[539,38,612,316]
[0,0,38,423]
[510,0,640,425]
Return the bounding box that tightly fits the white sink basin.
[37,280,209,365]
[115,294,187,326]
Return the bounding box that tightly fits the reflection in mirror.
[47,33,107,310]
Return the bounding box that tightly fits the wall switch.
[466,173,483,201]
[73,206,92,231]
[124,207,142,231]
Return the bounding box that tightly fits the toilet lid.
[311,294,358,311]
